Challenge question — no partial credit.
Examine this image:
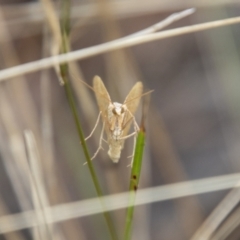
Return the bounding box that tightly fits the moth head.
[112,102,126,115]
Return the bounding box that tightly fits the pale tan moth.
[88,76,143,163]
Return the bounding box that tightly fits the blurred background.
[0,0,240,240]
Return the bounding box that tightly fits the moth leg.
[131,136,137,167]
[102,138,108,143]
[129,112,140,132]
[91,122,105,160]
[122,115,133,129]
[120,131,137,140]
[125,109,140,131]
[132,117,140,131]
[84,111,101,141]
[83,122,105,165]
[127,135,137,168]
[120,114,139,140]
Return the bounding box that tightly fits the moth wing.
[93,75,111,113]
[122,82,143,136]
[93,76,112,134]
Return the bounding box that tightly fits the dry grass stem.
[0,173,240,234]
[1,16,240,81]
[24,130,53,240]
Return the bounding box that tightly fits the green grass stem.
[124,123,146,240]
[59,1,118,239]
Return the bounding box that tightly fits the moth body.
[108,138,123,163]
[106,102,128,162]
[108,102,126,140]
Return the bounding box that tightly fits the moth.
[91,76,143,163]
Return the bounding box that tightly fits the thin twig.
[24,130,53,240]
[125,8,195,38]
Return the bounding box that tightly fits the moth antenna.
[124,89,154,105]
[70,73,95,92]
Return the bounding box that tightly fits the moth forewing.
[124,82,143,111]
[93,76,111,119]
[122,82,143,137]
